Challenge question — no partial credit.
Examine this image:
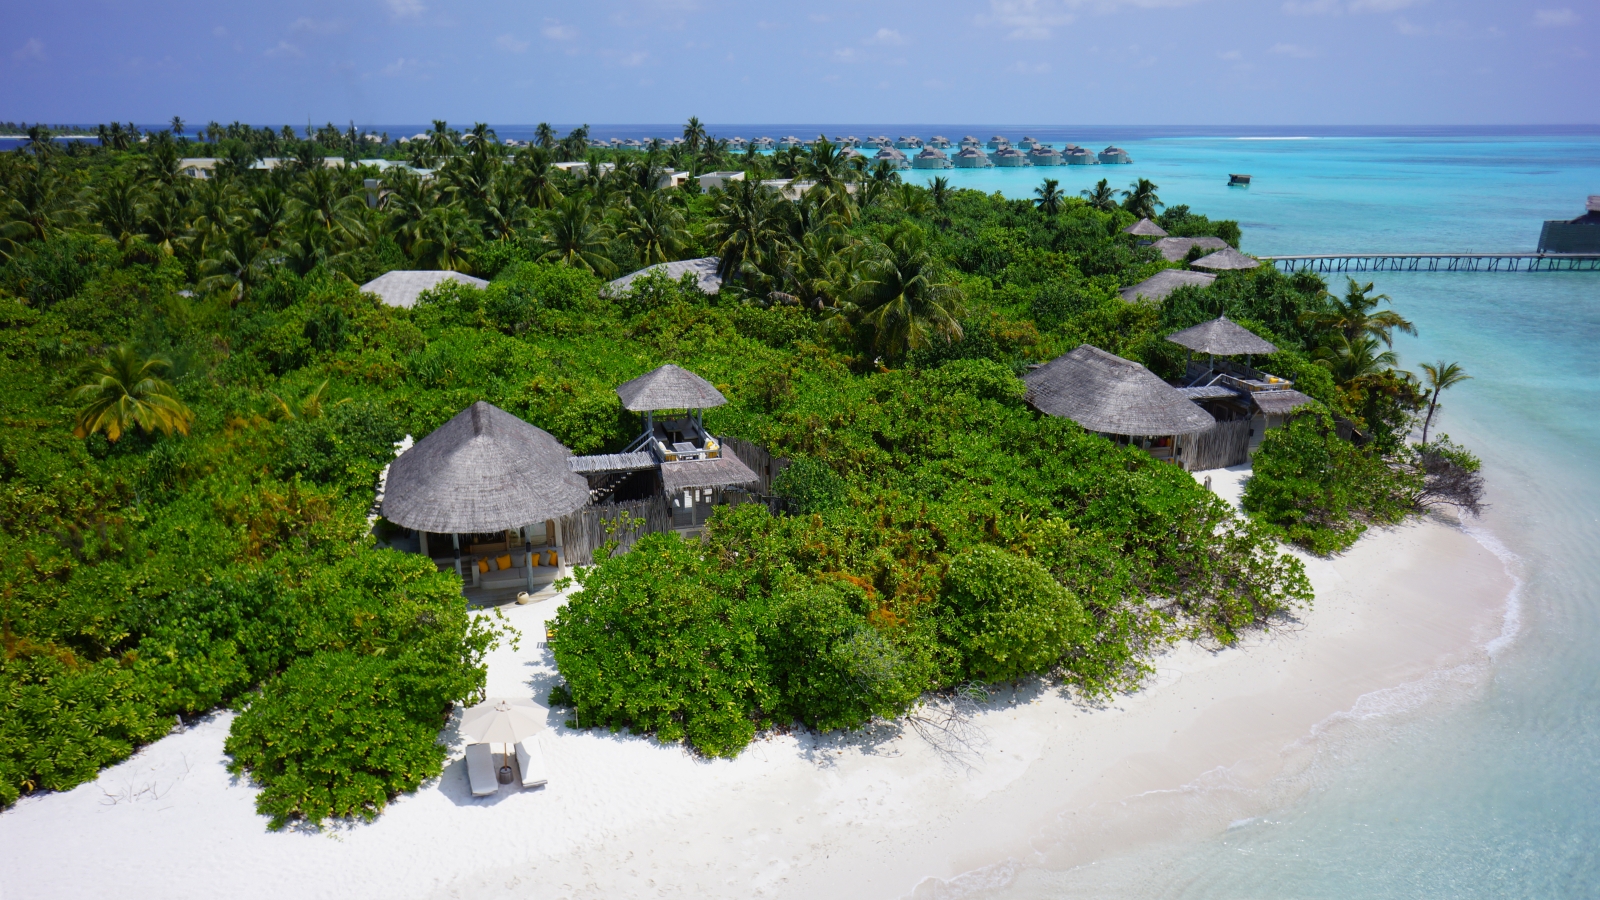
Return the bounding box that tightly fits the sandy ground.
[0,467,1516,900]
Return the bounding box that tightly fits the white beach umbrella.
[460,697,548,744]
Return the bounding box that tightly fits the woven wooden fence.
[720,436,790,496]
[1187,419,1252,472]
[559,494,671,566]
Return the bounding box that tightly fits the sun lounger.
[515,738,547,788]
[465,742,498,796]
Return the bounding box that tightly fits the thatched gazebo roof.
[1190,247,1261,271]
[605,257,722,297]
[615,364,726,412]
[1166,316,1278,355]
[1150,236,1228,262]
[1023,345,1216,437]
[360,270,490,308]
[1119,269,1216,303]
[1123,218,1169,238]
[383,402,590,534]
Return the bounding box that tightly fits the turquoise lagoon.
[922,133,1600,898]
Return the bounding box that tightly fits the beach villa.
[1118,269,1217,303]
[1122,218,1169,239]
[360,270,490,308]
[1167,317,1317,464]
[1023,345,1215,470]
[1150,235,1230,261]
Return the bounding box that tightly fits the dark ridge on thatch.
[1123,218,1169,238]
[1023,345,1216,436]
[1166,316,1278,355]
[1149,236,1228,262]
[1119,269,1216,303]
[383,401,591,533]
[615,364,727,411]
[1190,246,1262,271]
[660,455,760,493]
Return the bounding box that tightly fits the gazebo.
[1166,318,1316,464]
[1123,218,1168,238]
[1190,247,1261,271]
[614,364,757,532]
[383,401,590,596]
[1023,344,1215,470]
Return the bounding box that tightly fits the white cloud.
[617,50,647,66]
[382,57,415,76]
[13,37,45,62]
[542,20,577,40]
[985,0,1075,40]
[866,28,906,45]
[1269,41,1319,57]
[1534,8,1578,26]
[1218,49,1243,60]
[386,0,425,16]
[1348,0,1420,10]
[290,18,343,36]
[265,41,304,58]
[833,47,859,61]
[495,34,529,52]
[1006,60,1052,73]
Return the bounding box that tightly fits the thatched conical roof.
[1123,218,1168,238]
[615,364,726,411]
[382,402,590,534]
[1166,316,1278,355]
[1023,345,1215,436]
[1150,236,1228,262]
[1190,247,1261,271]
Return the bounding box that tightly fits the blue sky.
[3,0,1597,127]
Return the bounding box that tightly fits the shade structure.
[1253,389,1317,415]
[1023,345,1216,436]
[360,270,489,308]
[1123,218,1169,238]
[1119,269,1217,303]
[460,697,547,744]
[660,455,760,493]
[382,401,590,534]
[615,364,726,412]
[1166,316,1279,355]
[1190,247,1262,271]
[605,257,722,297]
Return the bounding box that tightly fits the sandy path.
[0,470,1514,900]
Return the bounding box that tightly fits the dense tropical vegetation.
[0,119,1475,821]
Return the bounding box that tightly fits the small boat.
[1229,174,1252,186]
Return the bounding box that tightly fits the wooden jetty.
[1262,253,1600,273]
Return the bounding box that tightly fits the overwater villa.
[987,135,1011,149]
[912,147,954,169]
[960,135,982,148]
[954,146,994,168]
[382,401,592,602]
[841,147,866,160]
[928,135,952,148]
[1190,247,1261,271]
[778,136,803,149]
[1538,196,1600,253]
[1167,317,1316,462]
[1024,345,1215,470]
[753,137,777,150]
[1063,145,1099,165]
[865,136,892,149]
[1150,236,1228,262]
[993,146,1031,167]
[1099,146,1133,164]
[895,136,923,149]
[728,137,748,149]
[1028,145,1065,166]
[1123,218,1169,239]
[1118,269,1216,303]
[875,147,911,169]
[1018,136,1040,149]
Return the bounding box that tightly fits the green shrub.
[772,456,847,514]
[940,545,1090,683]
[225,652,448,829]
[277,401,401,490]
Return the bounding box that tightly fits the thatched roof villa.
[1028,145,1065,166]
[993,146,1031,167]
[1149,236,1228,262]
[1119,269,1216,303]
[1190,247,1261,271]
[954,146,994,168]
[1024,345,1214,469]
[1167,317,1317,467]
[913,147,953,169]
[1123,218,1168,238]
[605,258,723,296]
[360,271,490,308]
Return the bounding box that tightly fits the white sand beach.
[0,469,1516,900]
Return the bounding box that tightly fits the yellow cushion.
[496,554,512,571]
[545,549,558,567]
[477,558,489,574]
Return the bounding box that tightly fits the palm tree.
[838,226,964,361]
[426,120,456,161]
[170,116,185,136]
[1121,178,1162,219]
[72,345,192,442]
[1315,333,1400,390]
[535,123,557,150]
[535,195,615,275]
[268,379,336,421]
[141,188,188,256]
[1418,361,1470,444]
[199,226,270,300]
[91,174,146,249]
[622,192,687,266]
[682,117,707,153]
[709,177,783,279]
[1034,178,1065,215]
[413,205,480,272]
[800,138,859,224]
[1081,178,1117,212]
[0,161,81,256]
[891,182,933,218]
[289,166,365,244]
[926,176,952,211]
[1311,279,1417,349]
[514,147,562,210]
